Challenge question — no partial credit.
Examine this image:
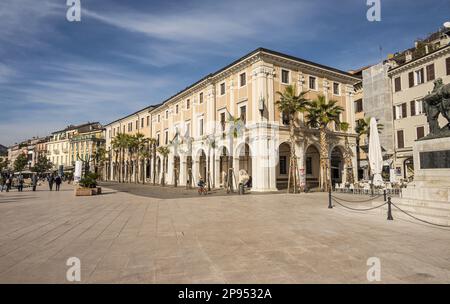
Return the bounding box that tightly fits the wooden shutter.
[416,126,424,139]
[397,130,404,149]
[426,64,435,82]
[393,106,396,119]
[447,57,450,75]
[402,103,407,118]
[408,72,414,87]
[394,77,401,92]
[410,100,416,116]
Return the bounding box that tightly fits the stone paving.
[0,183,450,283]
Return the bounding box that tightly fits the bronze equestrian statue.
[423,78,450,136]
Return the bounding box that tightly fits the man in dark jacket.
[55,175,62,191]
[48,174,54,191]
[31,173,38,191]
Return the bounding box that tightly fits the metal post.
[328,188,333,209]
[387,197,394,220]
[383,189,387,202]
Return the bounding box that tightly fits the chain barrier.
[331,194,384,204]
[331,198,387,211]
[390,202,450,228]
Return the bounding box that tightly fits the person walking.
[0,175,5,192]
[48,174,54,191]
[55,175,62,191]
[5,175,11,192]
[31,173,38,191]
[18,175,24,192]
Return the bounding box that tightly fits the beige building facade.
[389,45,450,179]
[105,48,361,191]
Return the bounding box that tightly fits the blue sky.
[0,0,449,146]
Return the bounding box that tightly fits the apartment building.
[389,44,450,179]
[48,122,104,172]
[105,48,361,191]
[104,106,158,182]
[7,136,49,171]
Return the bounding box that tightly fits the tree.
[14,153,28,172]
[111,133,130,183]
[306,95,344,192]
[31,156,52,175]
[226,111,244,192]
[148,138,157,185]
[202,134,216,191]
[0,158,9,173]
[92,146,107,178]
[157,146,170,186]
[276,84,310,193]
[339,122,354,185]
[133,133,147,183]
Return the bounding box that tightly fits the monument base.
[389,137,450,225]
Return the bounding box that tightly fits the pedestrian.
[18,175,24,192]
[48,174,54,191]
[31,173,38,192]
[0,175,5,192]
[5,175,11,192]
[55,175,62,191]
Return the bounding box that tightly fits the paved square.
[0,183,449,283]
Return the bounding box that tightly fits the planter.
[75,187,102,196]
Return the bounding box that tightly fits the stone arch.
[305,144,320,190]
[330,145,345,186]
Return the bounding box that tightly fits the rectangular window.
[397,130,405,149]
[108,130,111,138]
[333,82,340,95]
[165,110,168,119]
[239,73,246,87]
[157,115,160,123]
[199,118,204,136]
[136,120,139,130]
[402,103,407,118]
[146,116,150,126]
[199,92,204,104]
[416,99,424,115]
[141,118,144,128]
[279,156,287,175]
[410,100,416,116]
[416,126,425,140]
[240,105,247,124]
[175,104,179,114]
[446,57,450,75]
[426,64,435,82]
[220,112,226,131]
[414,68,424,85]
[354,99,363,113]
[281,69,290,84]
[309,76,316,90]
[186,99,190,109]
[220,83,226,95]
[408,72,414,88]
[394,77,401,92]
[165,130,168,145]
[156,134,160,146]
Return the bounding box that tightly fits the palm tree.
[226,111,244,192]
[111,133,129,183]
[147,138,157,185]
[93,146,107,179]
[202,134,216,191]
[276,84,310,193]
[157,146,170,186]
[306,95,344,192]
[133,133,146,183]
[339,122,354,185]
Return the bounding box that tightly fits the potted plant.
[75,172,102,196]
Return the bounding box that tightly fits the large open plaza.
[1,183,449,284]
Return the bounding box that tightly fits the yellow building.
[105,48,361,191]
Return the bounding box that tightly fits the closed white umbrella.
[368,117,383,186]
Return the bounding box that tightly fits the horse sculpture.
[423,78,450,135]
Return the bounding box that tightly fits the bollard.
[387,197,394,221]
[328,188,333,209]
[383,189,387,202]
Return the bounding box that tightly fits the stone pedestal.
[393,137,450,225]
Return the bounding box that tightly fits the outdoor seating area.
[334,181,402,196]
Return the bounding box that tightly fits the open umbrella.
[368,117,383,186]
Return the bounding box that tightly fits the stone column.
[251,133,278,192]
[214,155,221,188]
[192,159,200,184]
[179,156,187,186]
[167,152,174,185]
